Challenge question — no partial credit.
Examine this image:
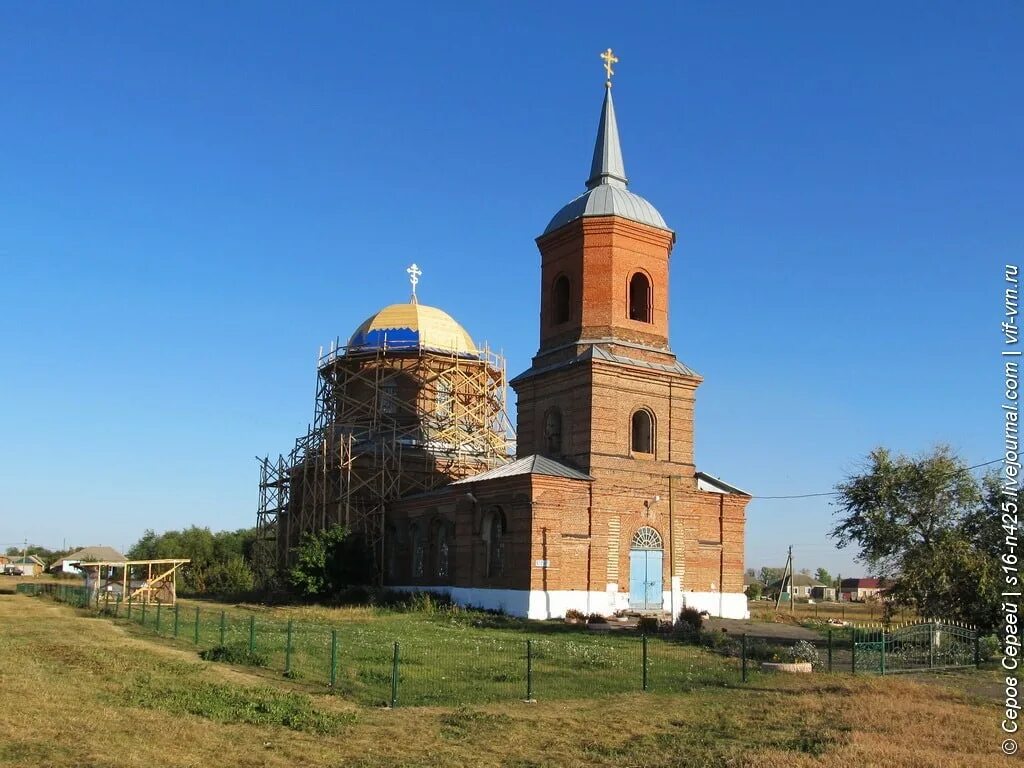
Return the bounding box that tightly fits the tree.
[745,582,763,600]
[814,567,831,585]
[758,566,785,586]
[831,446,1000,630]
[288,525,373,599]
[127,526,257,595]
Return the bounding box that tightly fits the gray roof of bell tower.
[544,84,670,235]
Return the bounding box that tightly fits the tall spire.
[586,78,628,190]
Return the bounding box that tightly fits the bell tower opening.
[628,272,652,323]
[552,275,571,325]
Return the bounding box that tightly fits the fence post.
[127,595,132,620]
[827,630,833,673]
[929,622,934,669]
[141,600,147,627]
[114,598,120,619]
[975,631,981,669]
[851,628,856,675]
[330,629,338,687]
[174,604,180,638]
[880,629,886,675]
[526,639,533,702]
[390,641,400,708]
[156,602,162,633]
[219,611,226,646]
[285,620,293,674]
[741,634,748,683]
[642,634,649,692]
[194,607,200,645]
[249,616,256,653]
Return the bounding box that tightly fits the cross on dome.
[407,263,422,303]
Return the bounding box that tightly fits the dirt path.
[705,617,823,642]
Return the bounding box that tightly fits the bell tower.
[511,60,702,478]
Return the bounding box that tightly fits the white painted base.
[389,585,750,621]
[678,591,750,620]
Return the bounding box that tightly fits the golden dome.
[347,303,477,356]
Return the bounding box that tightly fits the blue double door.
[629,548,663,610]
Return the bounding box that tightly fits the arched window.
[484,507,507,577]
[381,381,398,415]
[629,272,652,323]
[544,408,563,455]
[410,522,424,578]
[436,376,452,419]
[631,526,663,551]
[432,519,451,579]
[552,275,571,325]
[384,524,398,580]
[631,409,654,454]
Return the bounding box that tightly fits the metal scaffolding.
[255,340,512,584]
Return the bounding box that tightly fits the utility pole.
[775,545,793,612]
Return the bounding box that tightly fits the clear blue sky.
[1,3,1020,575]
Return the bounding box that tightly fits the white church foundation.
[390,585,750,621]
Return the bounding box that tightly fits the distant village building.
[766,574,835,601]
[840,577,885,601]
[48,546,126,575]
[255,56,751,619]
[4,555,45,576]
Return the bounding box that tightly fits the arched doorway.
[629,526,663,610]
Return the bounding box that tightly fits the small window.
[544,408,563,455]
[486,508,506,577]
[381,381,398,415]
[384,524,398,580]
[629,272,652,323]
[432,519,451,579]
[552,275,571,325]
[631,409,654,454]
[410,522,424,578]
[436,377,452,418]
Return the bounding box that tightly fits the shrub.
[564,608,586,621]
[676,607,703,637]
[287,525,372,598]
[199,644,268,667]
[979,634,1001,662]
[586,613,608,624]
[791,640,821,666]
[637,616,660,635]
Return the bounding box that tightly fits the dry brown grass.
[0,595,1009,767]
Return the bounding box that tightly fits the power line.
[749,458,1003,500]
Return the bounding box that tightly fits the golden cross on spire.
[600,48,619,84]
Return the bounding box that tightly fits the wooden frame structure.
[81,559,190,606]
[255,341,512,584]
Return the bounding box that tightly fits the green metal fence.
[15,583,982,706]
[849,621,979,674]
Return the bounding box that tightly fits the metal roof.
[510,345,699,387]
[695,471,750,496]
[544,86,669,235]
[54,546,125,565]
[451,454,593,484]
[347,302,478,356]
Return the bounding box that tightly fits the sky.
[1,3,1020,575]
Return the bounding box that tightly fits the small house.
[49,546,126,575]
[767,573,834,601]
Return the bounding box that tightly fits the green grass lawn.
[86,592,747,706]
[0,594,1007,768]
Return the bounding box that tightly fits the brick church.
[381,70,750,620]
[260,59,749,620]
